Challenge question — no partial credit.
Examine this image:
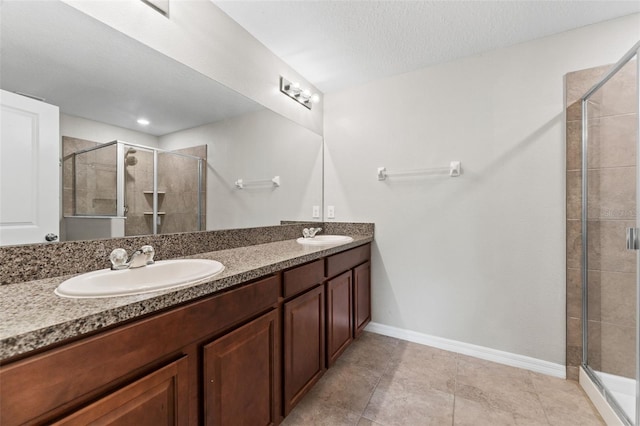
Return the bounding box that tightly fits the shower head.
[125,147,137,166]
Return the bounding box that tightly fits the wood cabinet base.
[0,243,372,425]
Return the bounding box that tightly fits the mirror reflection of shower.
[62,138,206,241]
[125,147,138,166]
[123,147,137,215]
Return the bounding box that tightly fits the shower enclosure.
[581,41,639,425]
[65,140,205,240]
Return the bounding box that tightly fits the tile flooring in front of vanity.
[282,332,604,426]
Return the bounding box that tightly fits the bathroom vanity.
[0,231,372,425]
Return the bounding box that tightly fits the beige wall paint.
[323,14,640,364]
[62,0,323,135]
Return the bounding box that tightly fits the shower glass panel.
[73,142,117,216]
[122,143,155,237]
[582,45,639,425]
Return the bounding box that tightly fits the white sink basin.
[55,259,225,299]
[296,235,354,246]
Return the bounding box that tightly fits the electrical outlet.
[327,205,335,219]
[312,205,320,218]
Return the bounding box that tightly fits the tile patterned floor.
[282,332,605,426]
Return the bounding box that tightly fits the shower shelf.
[143,212,166,215]
[143,191,166,195]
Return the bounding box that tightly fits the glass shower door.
[582,48,639,425]
[119,142,204,236]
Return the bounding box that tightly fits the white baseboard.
[365,321,566,379]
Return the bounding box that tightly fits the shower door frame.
[580,40,640,426]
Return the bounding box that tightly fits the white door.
[0,90,60,245]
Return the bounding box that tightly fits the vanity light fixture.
[280,76,319,110]
[137,118,150,126]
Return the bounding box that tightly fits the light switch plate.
[327,205,335,219]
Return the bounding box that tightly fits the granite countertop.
[0,235,372,361]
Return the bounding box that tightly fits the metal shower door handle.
[626,227,639,250]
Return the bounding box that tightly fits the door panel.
[54,357,189,425]
[203,310,279,426]
[283,285,325,415]
[326,271,353,366]
[354,261,371,338]
[0,89,59,245]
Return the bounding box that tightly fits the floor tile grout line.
[451,352,458,426]
[528,370,553,425]
[357,340,402,425]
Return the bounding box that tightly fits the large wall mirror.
[0,1,323,246]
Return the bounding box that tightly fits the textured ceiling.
[214,1,640,93]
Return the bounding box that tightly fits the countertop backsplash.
[0,222,374,285]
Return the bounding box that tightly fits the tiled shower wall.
[565,62,638,380]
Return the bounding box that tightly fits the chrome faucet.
[109,245,155,270]
[302,227,322,238]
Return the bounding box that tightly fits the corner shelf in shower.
[143,212,166,215]
[143,191,166,195]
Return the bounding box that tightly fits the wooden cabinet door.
[283,285,325,415]
[353,261,371,338]
[54,356,189,425]
[326,271,353,366]
[203,310,279,426]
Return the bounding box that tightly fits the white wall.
[61,114,159,147]
[324,14,640,364]
[62,0,323,135]
[159,109,323,230]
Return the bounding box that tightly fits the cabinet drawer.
[326,244,370,278]
[283,259,324,298]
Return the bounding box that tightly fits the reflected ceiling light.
[137,118,150,125]
[280,76,319,110]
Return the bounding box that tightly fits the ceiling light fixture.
[137,118,150,126]
[280,76,319,110]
